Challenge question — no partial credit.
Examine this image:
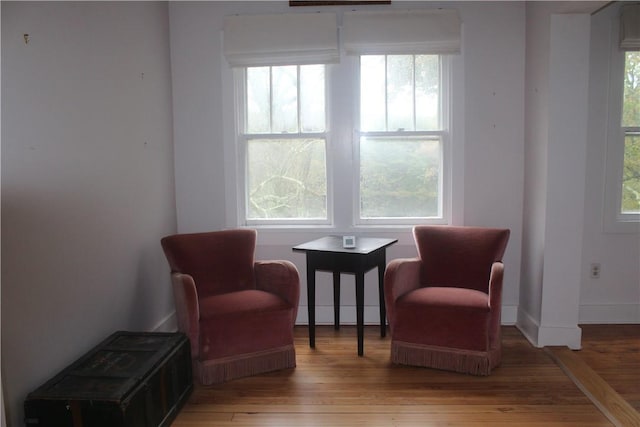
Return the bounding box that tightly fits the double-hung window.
[241,65,329,224]
[621,51,640,216]
[357,54,446,223]
[223,12,338,226]
[225,9,460,228]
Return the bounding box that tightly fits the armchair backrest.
[413,225,510,293]
[161,229,257,298]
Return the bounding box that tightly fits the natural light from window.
[622,51,640,215]
[237,55,451,226]
[244,65,328,221]
[358,54,444,220]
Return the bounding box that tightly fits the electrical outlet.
[590,263,601,279]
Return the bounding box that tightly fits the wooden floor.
[575,324,640,412]
[171,325,640,427]
[546,324,640,427]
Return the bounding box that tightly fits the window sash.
[360,55,442,132]
[355,131,446,224]
[619,50,640,218]
[237,67,331,226]
[354,55,449,225]
[621,128,640,216]
[243,136,330,223]
[245,65,326,135]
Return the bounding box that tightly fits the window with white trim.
[240,64,329,224]
[224,9,460,228]
[621,51,640,216]
[357,54,446,223]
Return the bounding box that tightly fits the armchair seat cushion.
[199,290,292,319]
[399,286,490,310]
[394,287,491,352]
[199,290,295,360]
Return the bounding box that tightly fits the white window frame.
[223,43,463,234]
[604,47,640,233]
[233,66,333,227]
[354,55,451,226]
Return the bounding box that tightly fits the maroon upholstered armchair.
[161,229,300,384]
[384,225,510,375]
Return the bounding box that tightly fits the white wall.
[168,2,228,234]
[1,3,176,426]
[168,0,526,326]
[461,2,525,321]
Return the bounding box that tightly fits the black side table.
[293,236,397,356]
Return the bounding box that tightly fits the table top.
[292,236,397,255]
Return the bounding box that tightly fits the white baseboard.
[515,308,582,349]
[579,303,640,324]
[295,304,519,325]
[516,308,541,347]
[537,325,582,349]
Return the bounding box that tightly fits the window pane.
[622,133,640,214]
[247,67,270,133]
[272,66,298,133]
[361,55,442,132]
[387,55,414,131]
[360,56,386,131]
[247,138,327,219]
[360,136,441,218]
[415,55,440,130]
[300,65,325,132]
[622,52,639,128]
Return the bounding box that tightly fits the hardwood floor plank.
[180,403,606,415]
[170,325,619,426]
[546,346,640,427]
[579,324,640,412]
[175,411,611,427]
[227,410,612,426]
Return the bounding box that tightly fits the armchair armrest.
[488,261,504,311]
[254,260,301,322]
[488,261,504,346]
[384,258,422,331]
[171,272,200,358]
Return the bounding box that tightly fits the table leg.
[333,271,340,330]
[378,261,387,338]
[306,259,316,348]
[355,273,365,356]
